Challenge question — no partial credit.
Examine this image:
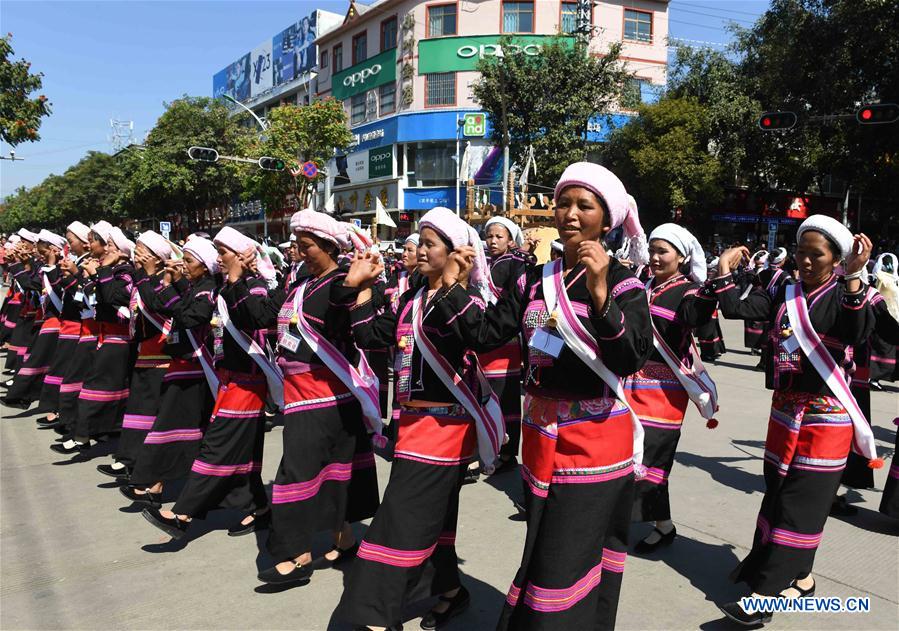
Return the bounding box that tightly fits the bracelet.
[843,270,865,281]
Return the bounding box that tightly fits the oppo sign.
[456,43,543,60]
[344,64,382,87]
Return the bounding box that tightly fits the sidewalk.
[1,317,896,630]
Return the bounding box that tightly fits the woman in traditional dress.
[36,222,91,426]
[0,235,25,348]
[696,257,727,361]
[626,223,718,553]
[120,237,219,497]
[482,216,532,473]
[2,230,66,409]
[742,249,769,358]
[868,254,897,391]
[219,211,381,584]
[872,285,899,518]
[445,163,654,631]
[709,215,879,626]
[3,229,41,373]
[141,229,273,539]
[338,206,505,631]
[101,231,174,479]
[53,224,135,454]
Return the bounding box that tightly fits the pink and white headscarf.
[419,206,493,304]
[554,162,649,266]
[17,228,40,243]
[137,230,173,261]
[90,220,114,243]
[289,208,351,250]
[183,236,219,275]
[213,226,277,287]
[66,221,91,244]
[38,229,67,250]
[108,227,134,258]
[649,223,707,282]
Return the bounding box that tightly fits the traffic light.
[186,146,219,162]
[856,103,899,125]
[258,156,286,171]
[758,111,797,130]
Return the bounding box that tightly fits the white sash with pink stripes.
[644,279,718,419]
[784,283,877,461]
[410,288,504,472]
[289,281,385,444]
[541,259,645,469]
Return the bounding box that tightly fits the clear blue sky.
[0,0,770,199]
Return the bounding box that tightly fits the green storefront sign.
[418,35,574,75]
[332,48,397,100]
[368,146,393,179]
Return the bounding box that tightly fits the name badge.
[782,334,800,354]
[74,291,84,302]
[529,327,564,358]
[279,332,301,353]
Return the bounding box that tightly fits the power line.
[673,1,766,18]
[670,5,757,26]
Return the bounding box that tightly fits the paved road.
[2,318,897,630]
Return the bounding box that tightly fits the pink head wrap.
[289,208,350,250]
[90,220,114,244]
[554,162,648,265]
[418,206,493,304]
[213,226,277,286]
[17,228,40,243]
[183,236,219,275]
[66,221,90,244]
[137,230,173,261]
[38,229,67,250]
[108,227,134,258]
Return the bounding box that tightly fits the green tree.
[471,37,628,188]
[116,96,250,221]
[0,34,51,146]
[603,98,724,228]
[241,99,354,213]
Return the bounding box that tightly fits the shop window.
[381,17,398,51]
[380,82,396,115]
[412,143,456,186]
[624,9,652,43]
[353,32,368,65]
[351,93,367,124]
[503,1,534,33]
[426,72,455,107]
[427,4,457,37]
[333,45,343,72]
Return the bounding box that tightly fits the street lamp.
[222,94,269,132]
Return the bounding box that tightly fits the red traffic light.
[758,111,797,130]
[856,103,898,125]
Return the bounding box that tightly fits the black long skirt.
[697,315,726,359]
[74,328,134,439]
[5,312,38,371]
[731,392,853,595]
[338,407,473,629]
[267,369,379,560]
[4,317,59,405]
[0,296,22,345]
[173,372,268,518]
[482,341,523,459]
[840,386,874,489]
[116,366,168,470]
[130,359,213,485]
[58,320,99,434]
[38,319,81,413]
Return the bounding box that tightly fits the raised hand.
[345,251,383,290]
[443,245,475,288]
[59,257,78,276]
[82,258,100,276]
[239,247,258,275]
[578,241,611,311]
[844,233,872,275]
[718,246,750,274]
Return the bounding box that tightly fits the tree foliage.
[241,98,353,213]
[0,34,51,146]
[0,151,123,232]
[604,98,724,228]
[116,96,251,220]
[472,37,628,188]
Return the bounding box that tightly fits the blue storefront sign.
[586,114,634,142]
[403,187,457,210]
[349,111,493,152]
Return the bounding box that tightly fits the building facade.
[213,0,669,238]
